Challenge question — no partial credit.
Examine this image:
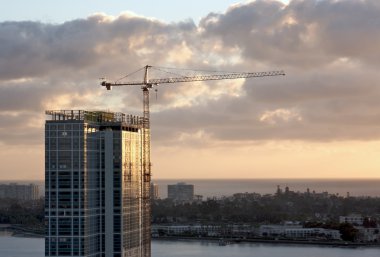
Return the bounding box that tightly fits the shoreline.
[153,236,380,248]
[0,225,44,238]
[1,225,379,248]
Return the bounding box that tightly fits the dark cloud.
[0,15,197,81]
[200,0,380,67]
[0,21,97,80]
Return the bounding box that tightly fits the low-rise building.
[0,183,39,200]
[259,224,341,240]
[356,227,380,242]
[152,224,221,237]
[339,214,364,225]
[284,228,341,240]
[167,182,194,202]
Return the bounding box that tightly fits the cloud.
[200,0,380,67]
[259,108,302,124]
[1,0,380,148]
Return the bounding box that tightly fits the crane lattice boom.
[101,66,284,88]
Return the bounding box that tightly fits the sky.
[0,0,288,24]
[1,0,380,180]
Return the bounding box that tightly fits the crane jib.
[101,70,285,87]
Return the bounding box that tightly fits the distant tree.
[339,223,359,242]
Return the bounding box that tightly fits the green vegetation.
[152,191,380,242]
[0,198,44,232]
[153,192,380,225]
[1,189,379,242]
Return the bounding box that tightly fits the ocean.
[1,178,380,199]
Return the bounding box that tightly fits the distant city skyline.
[1,0,380,180]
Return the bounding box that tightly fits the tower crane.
[100,65,284,257]
[100,64,284,185]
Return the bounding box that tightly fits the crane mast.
[101,65,284,257]
[141,67,151,257]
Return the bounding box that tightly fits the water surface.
[1,234,379,257]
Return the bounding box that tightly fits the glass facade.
[45,110,151,257]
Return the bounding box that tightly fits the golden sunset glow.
[1,0,380,180]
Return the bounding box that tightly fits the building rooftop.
[46,110,143,126]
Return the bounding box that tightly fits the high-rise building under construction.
[45,110,151,257]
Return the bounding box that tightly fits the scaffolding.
[45,110,142,126]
